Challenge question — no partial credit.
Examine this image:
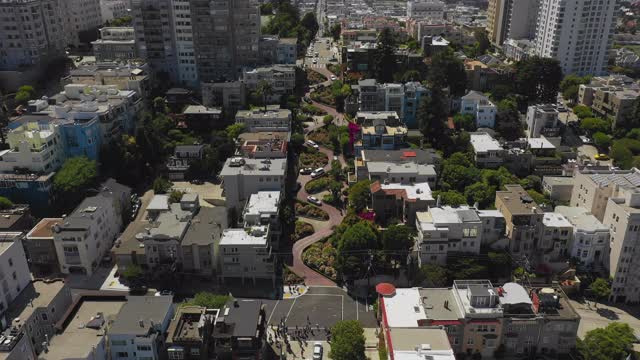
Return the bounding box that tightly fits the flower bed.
[292,221,315,241]
[307,69,327,84]
[304,177,330,194]
[302,241,337,280]
[295,201,329,220]
[299,150,328,169]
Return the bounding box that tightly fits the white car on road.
[310,168,325,178]
[307,196,322,206]
[330,75,337,81]
[313,342,323,360]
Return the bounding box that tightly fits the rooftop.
[244,191,281,217]
[183,105,222,115]
[470,132,503,153]
[219,226,269,246]
[498,282,533,306]
[496,184,544,215]
[371,181,433,201]
[418,288,462,321]
[26,218,64,239]
[43,300,125,360]
[542,212,572,228]
[390,328,456,360]
[238,131,290,142]
[167,306,218,343]
[585,168,640,190]
[217,300,264,338]
[6,280,65,325]
[360,149,440,165]
[147,195,170,211]
[555,206,609,232]
[219,157,287,177]
[182,207,228,246]
[527,137,556,150]
[236,108,292,119]
[109,296,173,335]
[380,288,426,327]
[543,176,575,186]
[367,162,436,177]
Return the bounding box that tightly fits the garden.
[302,240,338,281]
[304,177,331,193]
[292,220,315,241]
[307,69,327,84]
[295,200,329,220]
[301,104,327,116]
[299,149,328,169]
[307,124,350,155]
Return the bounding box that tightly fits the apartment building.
[364,161,437,187]
[60,0,102,48]
[1,279,71,357]
[470,132,505,169]
[539,212,572,265]
[460,91,497,128]
[542,176,574,202]
[181,206,228,275]
[219,157,286,212]
[258,36,298,64]
[24,218,63,275]
[526,104,560,138]
[370,181,434,225]
[354,148,441,183]
[347,79,428,128]
[201,81,247,115]
[415,206,483,266]
[237,133,288,159]
[53,180,130,276]
[242,191,281,247]
[109,296,175,360]
[487,0,538,46]
[0,121,64,173]
[464,60,500,92]
[0,173,54,216]
[355,111,408,151]
[570,168,640,222]
[64,62,151,98]
[91,27,137,62]
[212,300,267,360]
[235,108,292,133]
[99,0,129,22]
[406,0,445,19]
[131,0,178,82]
[578,75,640,127]
[377,281,580,358]
[242,65,296,101]
[0,237,32,316]
[602,185,640,303]
[556,206,609,268]
[170,0,198,87]
[495,185,544,258]
[166,306,217,360]
[503,38,535,61]
[190,0,261,82]
[166,144,205,181]
[0,0,66,72]
[218,226,275,286]
[533,0,616,76]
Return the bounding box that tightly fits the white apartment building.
[218,226,275,286]
[0,0,66,71]
[0,122,64,173]
[460,91,497,128]
[602,187,640,303]
[487,0,539,46]
[53,185,128,276]
[219,157,286,212]
[170,0,198,87]
[470,132,505,169]
[61,0,103,48]
[570,168,640,222]
[242,65,297,101]
[364,162,437,188]
[415,206,484,266]
[235,108,292,133]
[540,212,572,264]
[91,27,136,62]
[99,0,129,22]
[0,237,32,316]
[407,0,445,19]
[556,206,609,268]
[526,104,560,138]
[109,296,175,360]
[533,0,616,76]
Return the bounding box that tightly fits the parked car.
[330,75,337,81]
[155,290,174,297]
[313,342,323,360]
[594,153,610,161]
[579,135,592,144]
[306,140,319,150]
[312,59,318,64]
[307,196,322,206]
[310,168,325,178]
[299,167,313,175]
[333,155,338,161]
[303,97,312,104]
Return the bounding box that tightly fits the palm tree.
[256,80,273,111]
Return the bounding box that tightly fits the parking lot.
[262,287,377,338]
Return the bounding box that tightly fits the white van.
[310,168,325,178]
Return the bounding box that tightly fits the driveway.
[568,298,640,338]
[578,144,613,166]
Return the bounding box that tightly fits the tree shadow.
[596,308,619,320]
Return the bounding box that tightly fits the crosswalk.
[304,57,338,69]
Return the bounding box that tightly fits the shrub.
[292,221,315,241]
[305,177,331,193]
[295,202,329,220]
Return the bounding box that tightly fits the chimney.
[436,195,441,207]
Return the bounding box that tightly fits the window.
[190,348,201,355]
[112,340,127,346]
[137,345,152,351]
[41,313,48,321]
[8,258,12,267]
[116,352,128,358]
[467,338,474,345]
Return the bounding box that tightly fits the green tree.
[401,69,421,82]
[428,48,467,97]
[53,157,98,195]
[256,80,274,111]
[488,252,512,280]
[225,123,245,140]
[0,197,14,210]
[382,225,416,259]
[337,221,378,277]
[578,323,636,360]
[121,264,143,280]
[448,258,488,279]
[527,189,547,205]
[515,57,562,103]
[465,182,495,208]
[153,96,167,114]
[611,141,634,169]
[592,132,612,150]
[414,264,448,287]
[453,113,476,131]
[259,2,273,14]
[290,133,305,150]
[589,278,611,308]
[330,320,366,360]
[300,12,319,37]
[375,28,397,83]
[184,292,230,309]
[520,175,542,192]
[168,190,185,203]
[581,117,610,134]
[573,105,593,119]
[418,88,448,147]
[440,152,480,192]
[474,30,490,55]
[435,190,467,206]
[329,23,342,41]
[560,74,591,103]
[152,177,172,194]
[495,98,524,140]
[348,180,371,212]
[14,85,36,105]
[323,114,334,125]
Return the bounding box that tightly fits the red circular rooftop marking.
[376,283,396,296]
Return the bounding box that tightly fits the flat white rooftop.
[244,191,280,216]
[381,288,426,327]
[527,136,556,150]
[470,132,503,153]
[220,226,268,246]
[381,182,433,201]
[542,212,572,228]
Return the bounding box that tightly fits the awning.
[430,320,462,326]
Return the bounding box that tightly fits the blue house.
[0,173,55,216]
[403,82,428,129]
[59,117,101,161]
